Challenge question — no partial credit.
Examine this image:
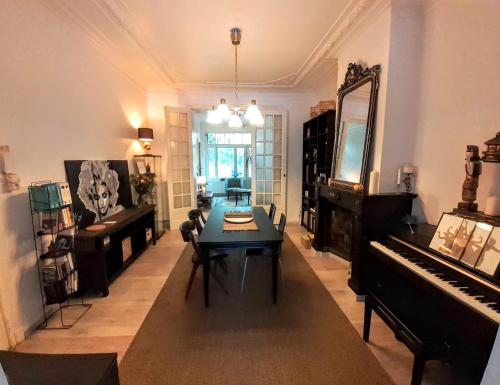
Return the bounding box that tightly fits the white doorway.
[251,112,287,222]
[188,109,287,220]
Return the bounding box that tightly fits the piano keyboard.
[371,238,500,325]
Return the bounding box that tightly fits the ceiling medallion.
[206,27,264,128]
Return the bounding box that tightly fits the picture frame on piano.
[429,213,464,255]
[461,222,493,266]
[430,212,500,278]
[475,226,500,276]
[450,219,476,260]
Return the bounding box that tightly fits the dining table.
[197,206,283,307]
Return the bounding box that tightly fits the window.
[205,133,251,179]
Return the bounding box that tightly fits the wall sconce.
[482,131,500,162]
[397,164,415,193]
[138,127,154,153]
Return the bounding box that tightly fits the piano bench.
[363,292,446,385]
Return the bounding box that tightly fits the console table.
[75,205,155,296]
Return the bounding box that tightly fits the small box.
[310,100,336,118]
[146,228,153,242]
[122,236,132,262]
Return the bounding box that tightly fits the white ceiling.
[42,0,383,91]
[121,0,351,86]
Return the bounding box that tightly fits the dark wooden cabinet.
[313,185,416,296]
[75,205,156,296]
[301,110,336,231]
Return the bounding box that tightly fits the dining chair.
[241,213,286,293]
[179,220,229,300]
[188,209,204,234]
[268,203,276,222]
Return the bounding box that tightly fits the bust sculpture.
[457,145,482,212]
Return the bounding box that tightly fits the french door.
[165,107,195,229]
[252,112,287,223]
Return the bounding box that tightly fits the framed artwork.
[449,219,476,260]
[64,160,133,228]
[475,226,500,275]
[429,213,464,254]
[461,222,493,266]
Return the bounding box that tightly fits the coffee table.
[226,188,251,206]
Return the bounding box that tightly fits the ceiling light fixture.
[207,27,264,128]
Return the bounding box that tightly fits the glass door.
[252,112,287,222]
[165,107,195,229]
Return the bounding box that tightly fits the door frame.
[251,110,288,220]
[164,106,195,229]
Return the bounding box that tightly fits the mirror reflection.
[334,82,371,184]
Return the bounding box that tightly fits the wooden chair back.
[269,203,277,222]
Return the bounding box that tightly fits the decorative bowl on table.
[224,211,254,224]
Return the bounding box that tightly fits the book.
[29,183,63,211]
[57,182,72,205]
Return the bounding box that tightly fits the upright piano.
[364,216,500,383]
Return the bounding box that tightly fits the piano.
[364,219,500,384]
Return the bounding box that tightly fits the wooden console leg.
[363,298,372,342]
[411,354,425,385]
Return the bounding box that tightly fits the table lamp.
[138,127,154,153]
[196,176,207,193]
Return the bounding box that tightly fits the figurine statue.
[458,145,482,212]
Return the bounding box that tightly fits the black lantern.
[482,131,500,163]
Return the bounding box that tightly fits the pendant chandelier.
[206,27,264,127]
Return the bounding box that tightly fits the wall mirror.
[331,63,380,187]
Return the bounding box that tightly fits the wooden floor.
[15,223,469,385]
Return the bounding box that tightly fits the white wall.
[0,1,147,345]
[410,0,500,224]
[148,89,316,223]
[335,5,392,187]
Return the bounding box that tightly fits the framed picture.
[429,213,464,255]
[461,222,493,266]
[449,219,477,260]
[136,159,147,175]
[64,160,133,228]
[475,226,500,276]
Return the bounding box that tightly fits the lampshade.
[250,113,264,127]
[138,127,154,142]
[215,98,231,121]
[206,106,222,125]
[228,112,243,128]
[244,100,260,120]
[196,175,207,184]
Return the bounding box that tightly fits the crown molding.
[39,0,175,90]
[40,0,390,91]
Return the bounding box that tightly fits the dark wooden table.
[198,206,283,306]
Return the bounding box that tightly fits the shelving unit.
[301,110,336,232]
[28,181,91,329]
[133,154,166,239]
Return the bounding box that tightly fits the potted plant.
[130,173,156,206]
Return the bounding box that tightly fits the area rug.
[213,196,251,208]
[119,236,394,385]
